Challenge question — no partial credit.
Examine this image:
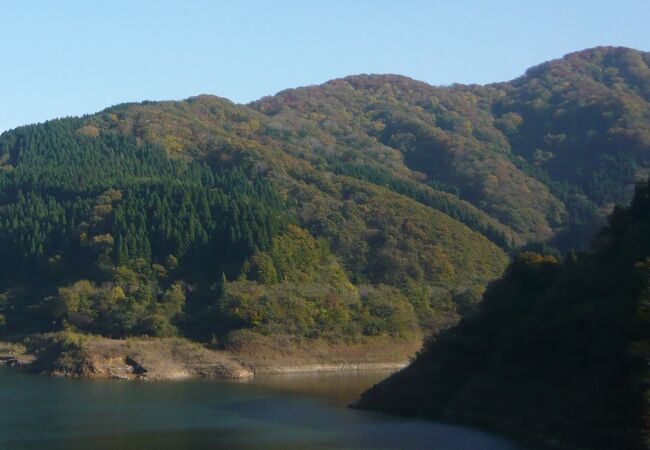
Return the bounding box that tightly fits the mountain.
[354,179,650,449]
[0,46,648,350]
[252,46,650,249]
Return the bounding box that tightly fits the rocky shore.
[0,352,35,369]
[0,333,418,381]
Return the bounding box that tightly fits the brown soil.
[0,332,421,381]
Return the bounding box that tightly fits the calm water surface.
[0,368,523,449]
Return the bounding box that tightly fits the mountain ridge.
[0,45,648,354]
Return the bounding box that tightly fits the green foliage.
[358,285,418,338]
[2,46,649,347]
[0,119,291,338]
[330,162,514,249]
[496,47,650,207]
[358,178,650,450]
[252,46,650,250]
[54,266,186,337]
[216,227,419,340]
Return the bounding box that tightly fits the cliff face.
[354,180,650,450]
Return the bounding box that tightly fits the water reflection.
[246,370,394,405]
[0,368,523,450]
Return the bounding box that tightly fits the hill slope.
[0,46,648,351]
[354,179,650,449]
[252,46,650,248]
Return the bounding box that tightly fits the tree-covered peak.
[2,46,649,356]
[521,46,649,82]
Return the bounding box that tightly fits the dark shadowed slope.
[354,178,650,450]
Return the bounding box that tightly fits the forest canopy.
[0,46,649,348]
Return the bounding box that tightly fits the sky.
[1,0,649,133]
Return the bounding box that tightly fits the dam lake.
[0,368,524,449]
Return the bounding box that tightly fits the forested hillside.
[0,46,648,349]
[253,46,650,250]
[354,179,650,449]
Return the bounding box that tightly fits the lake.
[0,368,523,449]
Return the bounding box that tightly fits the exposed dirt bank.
[0,333,419,381]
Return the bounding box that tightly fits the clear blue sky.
[1,0,648,132]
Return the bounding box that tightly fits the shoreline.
[253,362,408,375]
[0,334,416,381]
